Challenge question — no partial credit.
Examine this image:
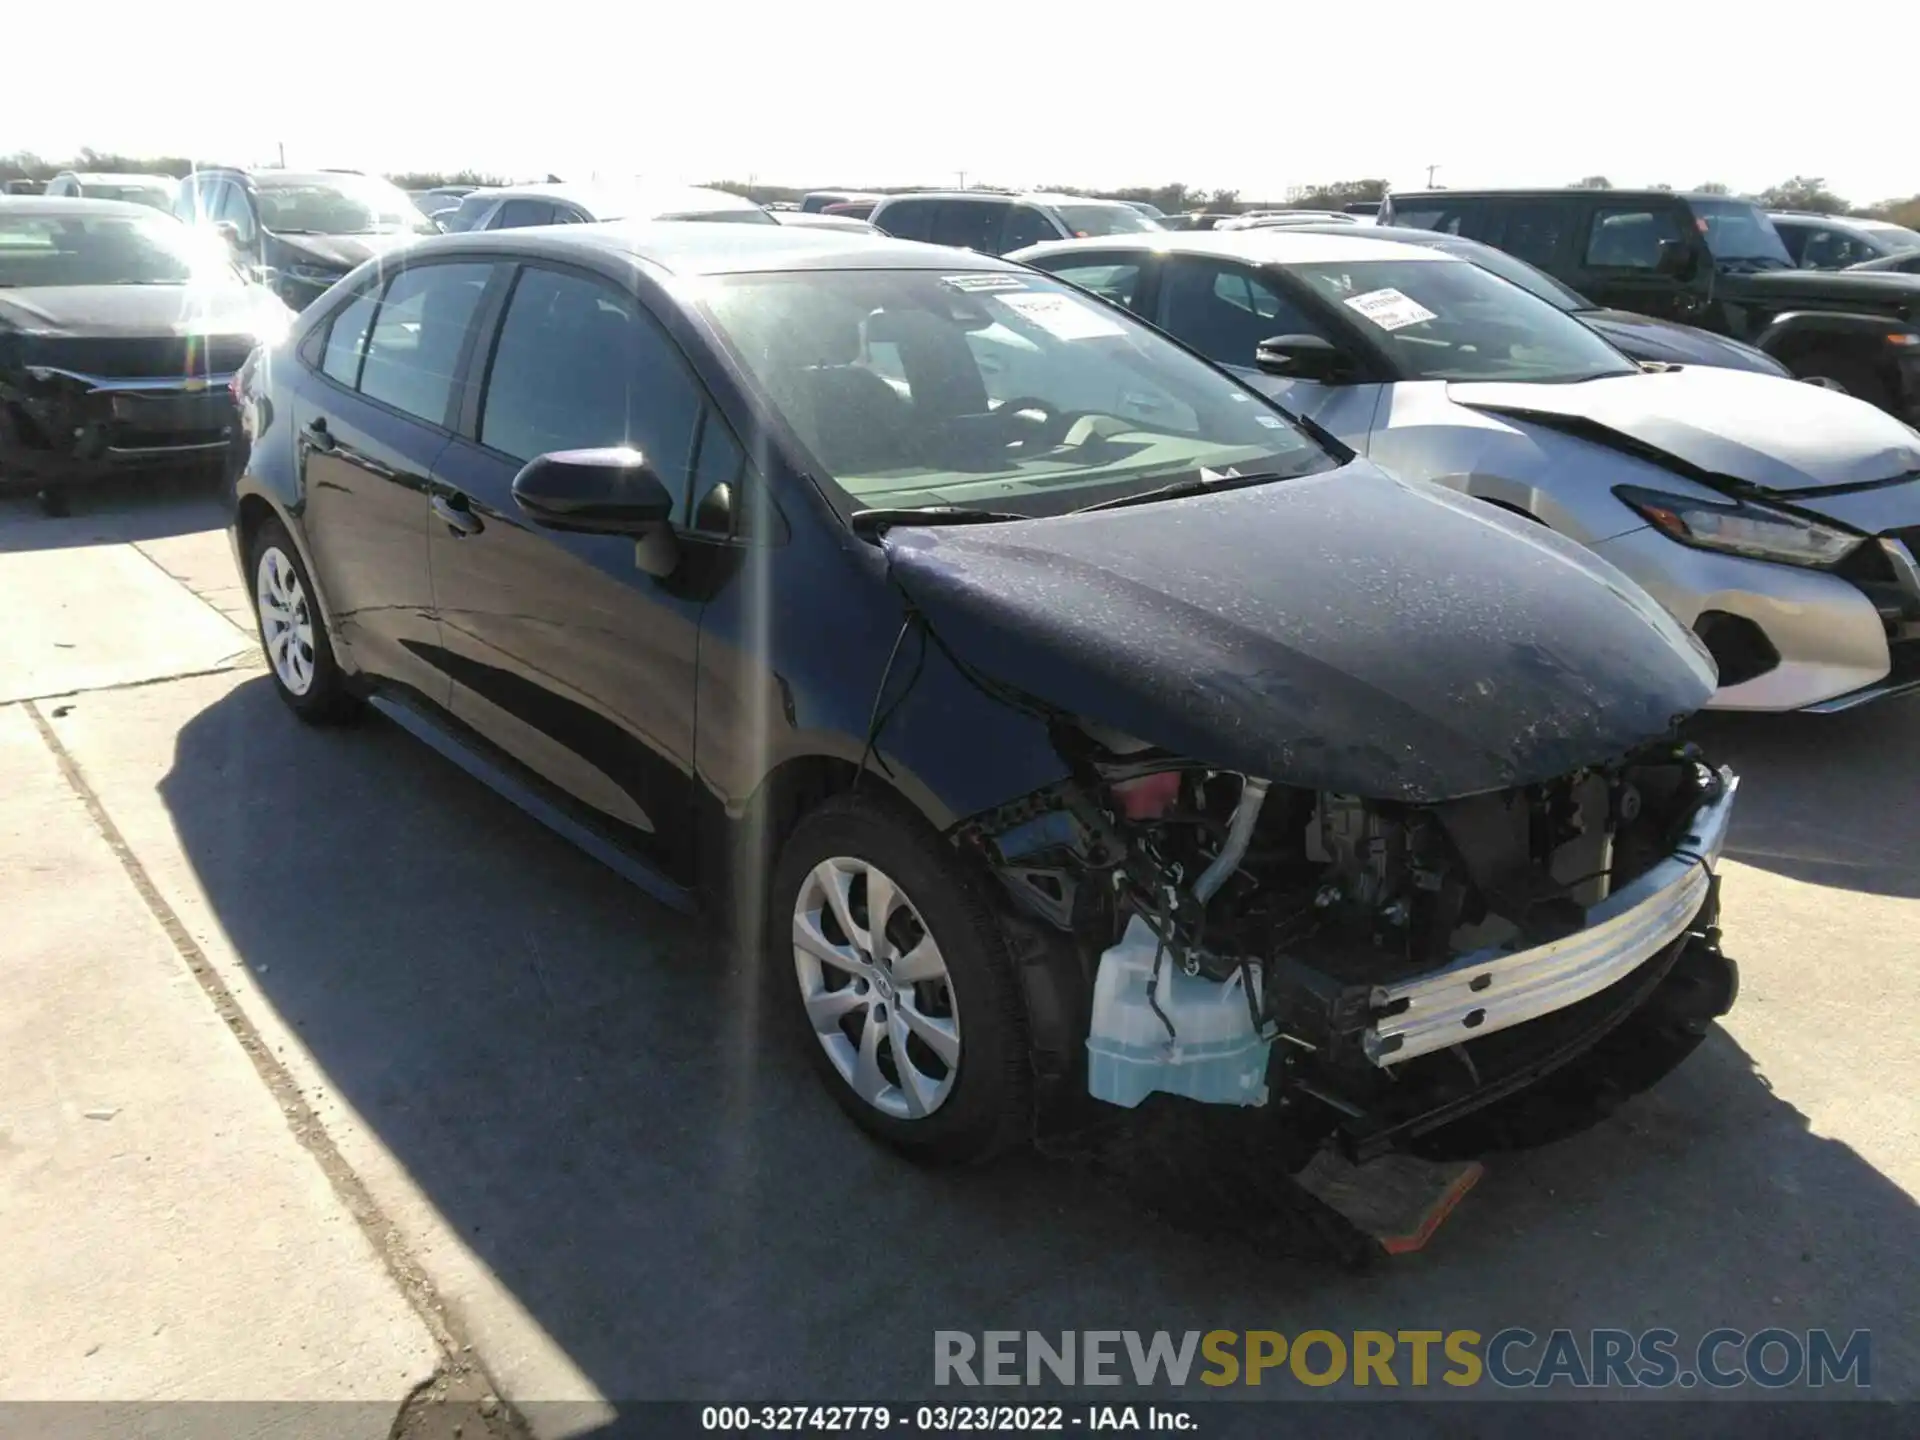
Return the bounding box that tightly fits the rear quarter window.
[874,199,936,242]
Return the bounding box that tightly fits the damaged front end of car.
[957,728,1737,1159]
[880,470,1742,1159]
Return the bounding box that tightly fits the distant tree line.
[6,149,1916,227]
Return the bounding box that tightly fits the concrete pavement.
[2,482,1916,1432]
[0,694,439,1422]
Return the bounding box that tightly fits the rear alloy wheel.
[773,796,1030,1163]
[250,517,359,724]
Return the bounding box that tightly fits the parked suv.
[1769,212,1920,271]
[870,190,1160,255]
[175,168,437,310]
[1380,187,1920,418]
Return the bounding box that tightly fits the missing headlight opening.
[956,725,1738,1156]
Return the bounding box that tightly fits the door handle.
[302,417,335,452]
[431,493,484,537]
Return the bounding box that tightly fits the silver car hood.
[1449,367,1920,496]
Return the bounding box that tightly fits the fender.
[1753,308,1920,353]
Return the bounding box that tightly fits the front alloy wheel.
[771,795,1030,1163]
[793,856,962,1119]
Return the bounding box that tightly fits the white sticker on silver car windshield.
[998,290,1127,339]
[1343,287,1437,332]
[1254,414,1285,428]
[943,274,1028,292]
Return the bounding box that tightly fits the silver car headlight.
[1615,486,1863,568]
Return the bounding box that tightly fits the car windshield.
[702,269,1336,516]
[1692,200,1794,267]
[1431,239,1591,311]
[1289,257,1639,383]
[254,175,437,236]
[1053,203,1162,237]
[0,210,241,288]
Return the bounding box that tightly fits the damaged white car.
[1016,228,1920,713]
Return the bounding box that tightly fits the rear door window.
[1584,205,1685,269]
[318,285,381,388]
[1000,204,1057,252]
[931,199,1012,252]
[874,199,935,242]
[356,263,494,426]
[1043,260,1146,311]
[491,199,556,230]
[1483,200,1569,268]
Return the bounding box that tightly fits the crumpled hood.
[1450,366,1920,495]
[0,282,274,339]
[267,230,411,270]
[881,464,1715,802]
[1580,310,1787,375]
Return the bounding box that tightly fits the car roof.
[1388,187,1731,204]
[0,195,164,217]
[60,172,175,186]
[1012,228,1455,267]
[479,182,761,219]
[398,220,1030,275]
[876,190,1135,208]
[239,169,378,187]
[1283,221,1490,249]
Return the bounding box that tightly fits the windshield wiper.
[849,505,1028,538]
[1068,469,1297,516]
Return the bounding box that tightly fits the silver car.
[1014,230,1920,713]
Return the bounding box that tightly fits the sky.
[7,1,1917,205]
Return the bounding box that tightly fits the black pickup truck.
[1380,188,1920,422]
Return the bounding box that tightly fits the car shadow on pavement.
[0,473,227,554]
[1690,695,1920,898]
[155,678,1920,1409]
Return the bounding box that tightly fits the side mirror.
[212,220,244,252]
[511,448,679,574]
[1655,238,1697,280]
[1254,333,1354,382]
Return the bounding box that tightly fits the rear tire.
[770,793,1031,1164]
[248,516,360,725]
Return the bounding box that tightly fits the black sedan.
[0,197,292,514]
[1282,223,1794,376]
[229,223,1738,1167]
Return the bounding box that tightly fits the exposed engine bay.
[955,722,1737,1151]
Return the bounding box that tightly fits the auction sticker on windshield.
[999,290,1128,340]
[943,274,1029,292]
[1344,287,1437,332]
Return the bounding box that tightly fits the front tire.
[1792,348,1891,410]
[771,794,1031,1164]
[249,517,359,724]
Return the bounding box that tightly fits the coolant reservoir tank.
[1085,916,1272,1109]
